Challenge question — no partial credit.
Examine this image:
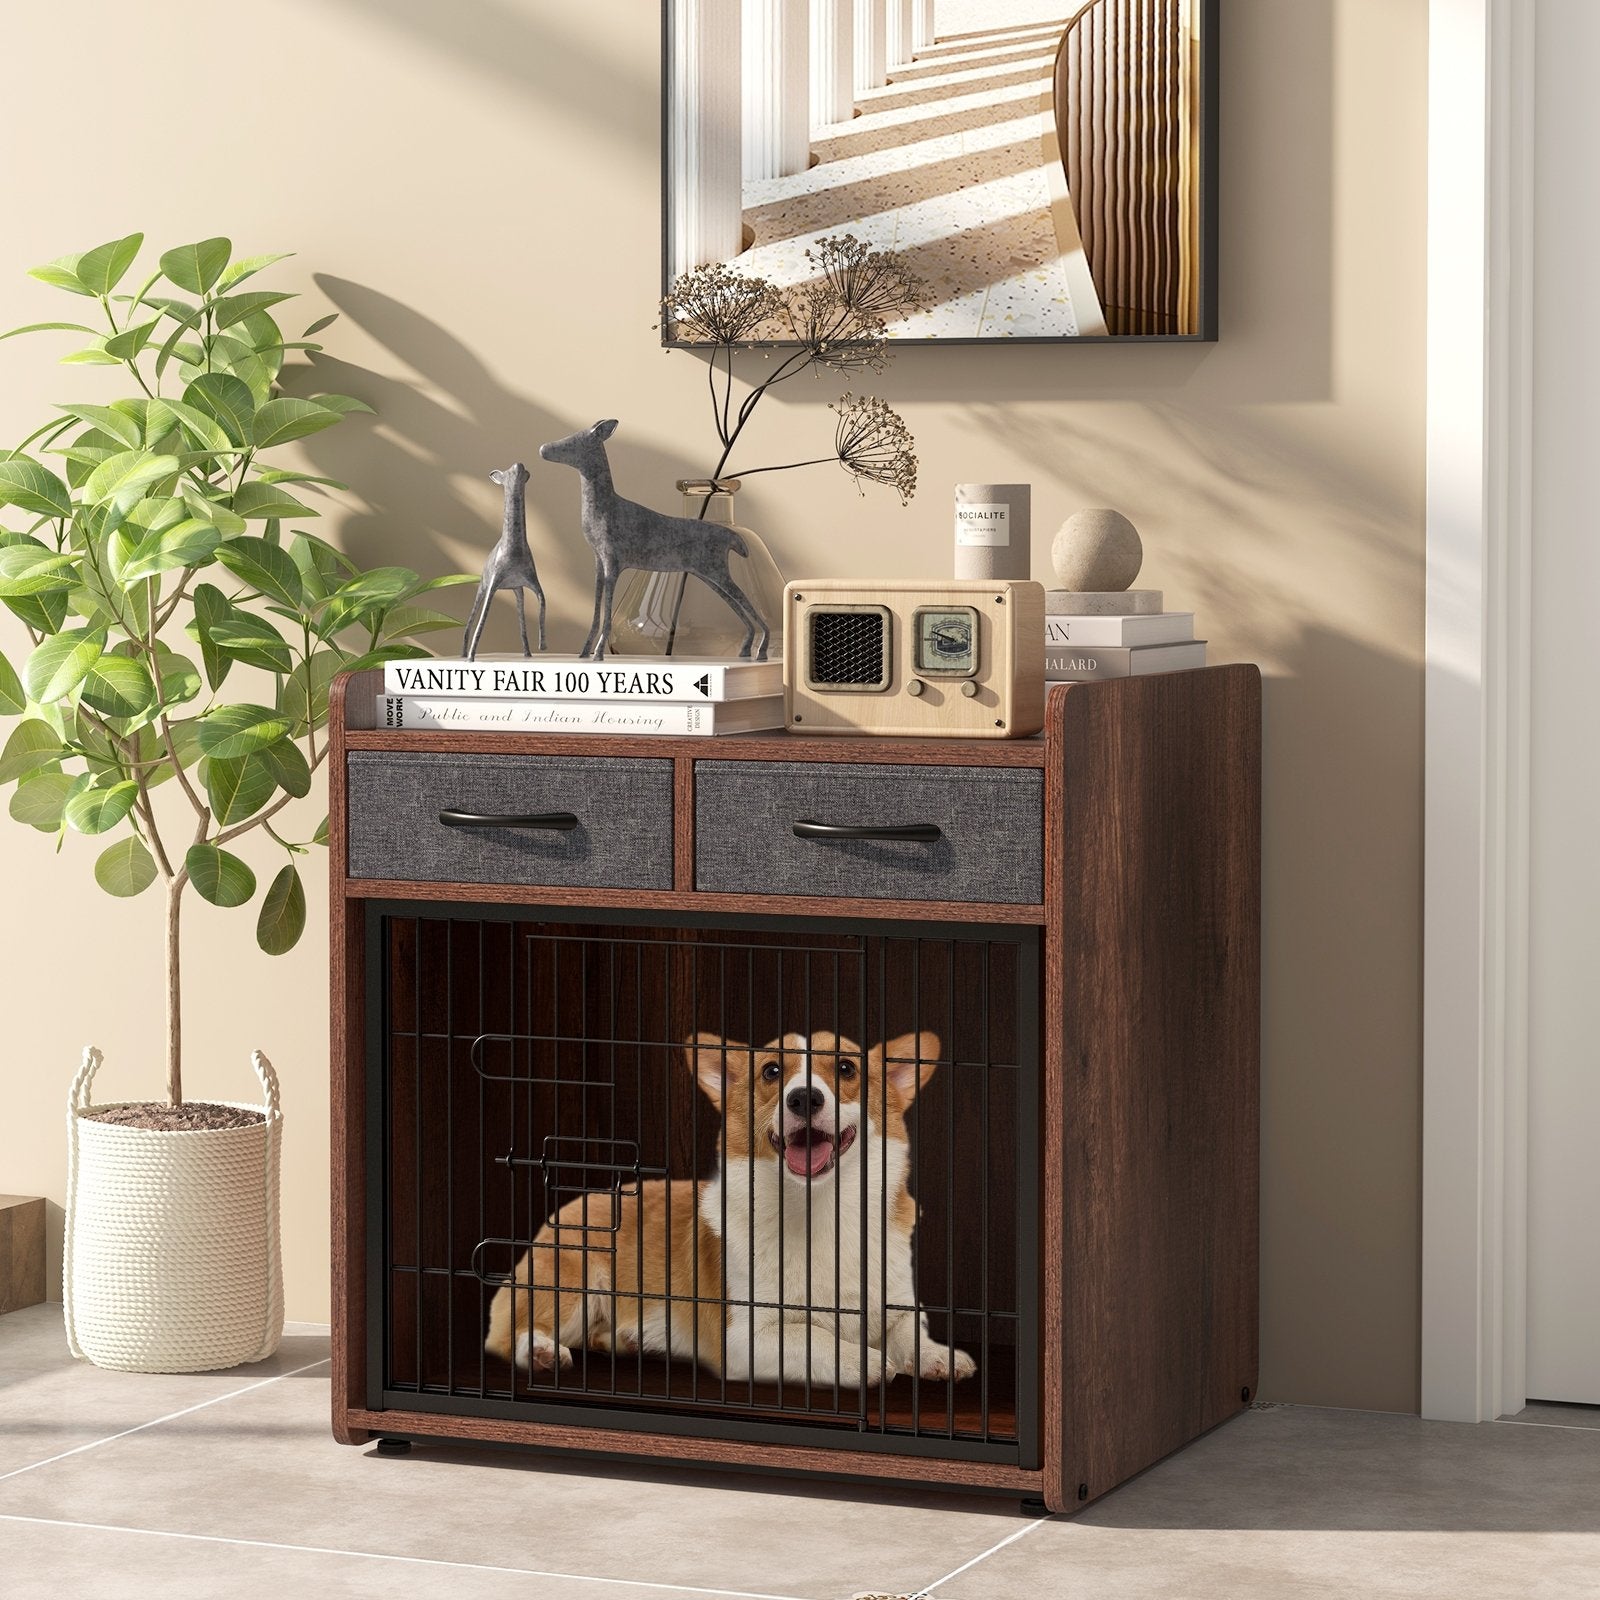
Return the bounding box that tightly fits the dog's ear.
[490,469,505,486]
[592,418,619,441]
[877,1031,942,1100]
[687,1032,747,1107]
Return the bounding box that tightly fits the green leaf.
[3,586,70,635]
[0,718,66,784]
[187,583,232,691]
[159,398,233,455]
[261,735,311,797]
[249,397,342,450]
[203,750,277,824]
[255,468,349,491]
[159,237,231,296]
[64,778,137,835]
[79,653,155,719]
[311,815,329,846]
[183,373,256,445]
[215,536,303,606]
[0,543,78,598]
[309,392,374,416]
[227,481,316,522]
[181,482,246,537]
[210,290,294,331]
[330,567,421,609]
[1,320,97,342]
[197,703,291,759]
[283,649,340,732]
[152,644,203,708]
[120,518,220,582]
[256,862,306,955]
[208,613,292,672]
[380,604,462,639]
[95,835,157,897]
[61,341,124,366]
[25,628,104,703]
[200,335,277,404]
[83,450,179,510]
[56,403,142,450]
[216,253,290,291]
[74,234,144,296]
[0,649,23,715]
[185,843,256,907]
[0,456,72,517]
[10,769,75,829]
[103,318,161,361]
[302,312,338,337]
[28,254,89,295]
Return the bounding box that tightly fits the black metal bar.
[791,819,940,842]
[446,920,456,1396]
[438,809,578,831]
[980,940,991,1443]
[946,939,956,1441]
[413,916,423,1392]
[478,919,487,1402]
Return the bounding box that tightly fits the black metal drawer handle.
[792,819,941,842]
[439,809,579,831]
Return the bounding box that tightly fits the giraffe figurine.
[462,462,546,661]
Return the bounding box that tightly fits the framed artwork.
[662,0,1219,345]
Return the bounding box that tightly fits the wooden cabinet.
[329,665,1261,1512]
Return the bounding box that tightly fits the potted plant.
[0,233,467,1371]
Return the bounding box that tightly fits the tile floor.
[2,1303,1598,1598]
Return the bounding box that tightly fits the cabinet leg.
[1020,1495,1050,1516]
[374,1437,412,1457]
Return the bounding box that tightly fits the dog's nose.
[786,1085,824,1116]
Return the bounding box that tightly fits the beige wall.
[0,0,1426,1411]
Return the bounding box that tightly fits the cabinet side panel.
[1051,667,1260,1506]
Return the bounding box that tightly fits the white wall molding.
[1421,0,1535,1424]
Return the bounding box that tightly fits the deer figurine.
[461,462,546,661]
[539,419,770,661]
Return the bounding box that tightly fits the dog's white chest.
[701,1141,912,1337]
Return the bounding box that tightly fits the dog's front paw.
[515,1330,574,1372]
[918,1345,977,1383]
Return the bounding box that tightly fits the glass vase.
[607,479,785,660]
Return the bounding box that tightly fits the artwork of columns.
[664,1,1219,342]
[810,0,855,130]
[667,0,743,278]
[854,0,887,93]
[743,0,812,180]
[886,0,915,69]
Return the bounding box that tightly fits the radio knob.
[960,680,978,697]
[907,678,925,697]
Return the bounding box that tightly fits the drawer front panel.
[347,753,673,888]
[695,761,1043,903]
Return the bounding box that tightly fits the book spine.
[1043,616,1192,646]
[1043,650,1135,680]
[381,662,764,701]
[378,697,715,735]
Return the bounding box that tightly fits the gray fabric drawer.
[695,761,1043,904]
[346,753,673,889]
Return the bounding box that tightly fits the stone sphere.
[1051,509,1143,592]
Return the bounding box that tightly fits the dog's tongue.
[786,1132,833,1177]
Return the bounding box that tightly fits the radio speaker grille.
[809,609,887,686]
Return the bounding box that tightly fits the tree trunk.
[166,874,184,1105]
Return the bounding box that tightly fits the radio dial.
[907,679,925,697]
[959,680,978,698]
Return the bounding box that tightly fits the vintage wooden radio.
[784,579,1046,738]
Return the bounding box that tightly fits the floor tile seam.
[0,1513,813,1599]
[915,1514,1052,1595]
[1493,1418,1600,1433]
[0,1357,330,1484]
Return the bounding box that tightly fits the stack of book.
[1043,602,1207,681]
[374,656,785,736]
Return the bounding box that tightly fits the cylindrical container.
[953,483,1031,580]
[64,1048,283,1373]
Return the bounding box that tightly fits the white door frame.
[1420,0,1535,1423]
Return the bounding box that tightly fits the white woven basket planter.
[64,1046,284,1373]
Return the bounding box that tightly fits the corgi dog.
[484,1029,976,1390]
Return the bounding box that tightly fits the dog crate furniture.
[329,664,1260,1512]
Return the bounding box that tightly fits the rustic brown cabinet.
[330,665,1260,1512]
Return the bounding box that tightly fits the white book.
[1043,612,1194,647]
[1044,642,1208,679]
[383,655,781,702]
[376,695,786,736]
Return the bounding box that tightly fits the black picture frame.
[660,0,1220,348]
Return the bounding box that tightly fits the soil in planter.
[81,1102,265,1131]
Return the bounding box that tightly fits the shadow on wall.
[288,280,705,657]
